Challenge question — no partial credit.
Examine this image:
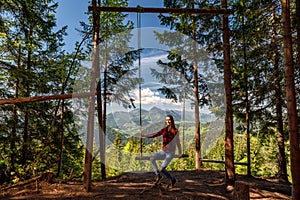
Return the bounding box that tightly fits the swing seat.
[135,154,188,160]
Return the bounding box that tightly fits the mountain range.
[106,106,214,133]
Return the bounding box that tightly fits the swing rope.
[137,11,143,158]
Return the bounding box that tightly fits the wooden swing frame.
[0,5,246,165]
[135,154,189,161]
[88,5,246,166]
[88,6,234,15]
[88,5,232,162]
[0,3,248,192]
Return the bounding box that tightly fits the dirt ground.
[0,168,292,200]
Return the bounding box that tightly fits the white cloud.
[131,88,177,105]
[141,53,168,64]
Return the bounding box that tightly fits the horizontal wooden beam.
[201,159,248,166]
[88,6,234,15]
[135,154,189,160]
[0,92,94,105]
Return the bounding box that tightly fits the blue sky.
[55,0,164,51]
[55,0,187,113]
[55,0,222,116]
[55,1,223,157]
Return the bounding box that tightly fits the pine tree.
[281,0,300,198]
[156,0,215,171]
[82,0,140,186]
[0,0,84,183]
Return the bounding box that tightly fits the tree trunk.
[296,0,300,73]
[194,59,201,170]
[57,100,65,177]
[97,80,106,180]
[21,24,33,166]
[99,39,108,180]
[100,84,106,180]
[242,16,251,177]
[272,3,288,182]
[222,0,235,187]
[97,63,105,180]
[281,0,300,198]
[191,0,201,170]
[10,47,22,174]
[83,0,100,191]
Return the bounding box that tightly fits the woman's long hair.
[166,115,176,134]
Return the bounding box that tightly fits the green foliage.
[202,134,225,170]
[0,0,294,186]
[250,135,279,177]
[95,114,291,181]
[203,131,290,179]
[0,0,86,185]
[92,154,102,181]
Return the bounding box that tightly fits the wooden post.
[83,0,100,192]
[234,181,249,200]
[222,0,235,187]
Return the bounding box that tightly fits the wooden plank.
[0,92,94,105]
[201,159,248,166]
[136,154,188,160]
[88,6,234,15]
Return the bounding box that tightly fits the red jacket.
[146,127,181,153]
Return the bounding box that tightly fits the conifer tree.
[82,0,140,183]
[281,0,300,198]
[0,0,84,183]
[156,0,226,172]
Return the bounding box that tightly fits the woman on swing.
[141,115,183,188]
